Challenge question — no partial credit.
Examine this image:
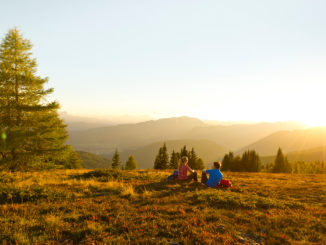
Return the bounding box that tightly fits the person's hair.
[214,161,222,169]
[181,156,188,164]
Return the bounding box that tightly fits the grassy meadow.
[0,169,325,244]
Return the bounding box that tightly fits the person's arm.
[205,169,213,175]
[217,171,223,182]
[187,165,195,173]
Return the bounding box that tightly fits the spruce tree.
[232,155,242,171]
[153,151,161,169]
[61,145,83,169]
[154,143,169,169]
[222,152,234,171]
[241,150,250,172]
[125,155,137,170]
[188,147,198,169]
[111,149,121,169]
[283,157,292,173]
[180,145,189,158]
[196,158,205,170]
[0,28,76,170]
[272,148,291,173]
[273,148,284,172]
[240,150,261,172]
[249,150,261,172]
[169,149,179,169]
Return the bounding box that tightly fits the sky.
[1,0,326,126]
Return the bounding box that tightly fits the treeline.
[0,28,81,170]
[222,148,326,174]
[222,150,261,172]
[110,149,138,170]
[265,148,325,174]
[154,143,205,170]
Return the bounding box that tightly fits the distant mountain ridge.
[60,112,153,132]
[67,117,205,153]
[239,127,326,156]
[261,145,326,163]
[67,116,304,155]
[181,121,305,150]
[65,117,326,169]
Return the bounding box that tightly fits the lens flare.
[1,132,7,140]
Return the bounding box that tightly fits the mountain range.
[239,127,326,155]
[260,145,326,164]
[67,117,205,153]
[63,116,326,169]
[67,116,305,154]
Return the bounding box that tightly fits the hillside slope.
[68,117,204,154]
[239,127,326,156]
[77,151,110,169]
[183,121,304,150]
[261,145,326,163]
[68,116,303,155]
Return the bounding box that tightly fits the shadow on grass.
[135,179,211,197]
[68,169,124,182]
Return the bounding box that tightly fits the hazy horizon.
[60,111,311,128]
[2,0,326,127]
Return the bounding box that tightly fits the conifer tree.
[196,158,205,170]
[272,148,291,173]
[188,147,198,169]
[111,149,121,169]
[0,28,76,170]
[222,152,234,171]
[248,150,261,172]
[154,143,169,169]
[169,149,179,169]
[241,150,250,171]
[241,150,261,172]
[180,145,189,158]
[222,150,261,172]
[61,145,83,169]
[125,155,137,170]
[272,148,285,173]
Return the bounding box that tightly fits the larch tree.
[0,28,80,170]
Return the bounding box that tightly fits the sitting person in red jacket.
[178,156,197,181]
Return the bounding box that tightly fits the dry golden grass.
[0,169,325,244]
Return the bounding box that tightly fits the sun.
[301,117,326,128]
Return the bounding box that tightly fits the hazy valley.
[63,116,326,168]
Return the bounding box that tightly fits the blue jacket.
[206,169,223,187]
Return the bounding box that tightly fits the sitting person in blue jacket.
[201,161,231,187]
